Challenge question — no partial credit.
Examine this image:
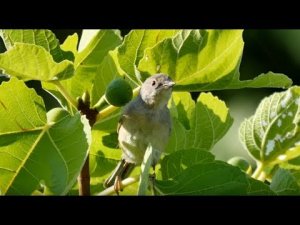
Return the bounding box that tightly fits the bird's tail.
[103,159,135,188]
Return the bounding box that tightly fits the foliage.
[0,29,297,195]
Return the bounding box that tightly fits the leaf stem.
[251,162,264,180]
[93,95,107,111]
[138,144,154,195]
[96,105,118,121]
[97,175,139,196]
[246,166,253,175]
[257,171,266,182]
[51,80,77,109]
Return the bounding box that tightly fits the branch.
[97,175,139,196]
[78,155,90,196]
[76,94,97,196]
[50,80,77,109]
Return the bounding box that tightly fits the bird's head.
[140,74,175,108]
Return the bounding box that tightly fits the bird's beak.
[163,81,176,88]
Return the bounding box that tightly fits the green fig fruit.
[227,156,252,173]
[105,78,133,107]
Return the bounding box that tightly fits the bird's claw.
[114,175,123,195]
[149,167,156,195]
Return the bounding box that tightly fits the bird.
[103,74,175,194]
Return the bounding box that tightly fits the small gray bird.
[104,74,175,193]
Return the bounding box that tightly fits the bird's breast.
[118,110,170,165]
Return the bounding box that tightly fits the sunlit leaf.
[60,33,78,57]
[239,86,300,168]
[0,78,91,195]
[112,30,179,85]
[0,29,74,62]
[166,92,233,153]
[0,43,74,81]
[138,30,292,91]
[42,30,122,109]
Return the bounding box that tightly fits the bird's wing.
[117,115,124,134]
[117,100,137,133]
[117,114,130,134]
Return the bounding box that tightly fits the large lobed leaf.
[42,30,123,108]
[0,30,75,82]
[0,43,74,81]
[0,29,74,62]
[138,30,292,91]
[239,86,300,169]
[270,168,300,195]
[246,177,274,195]
[160,148,215,180]
[166,92,233,153]
[90,54,124,106]
[155,149,274,195]
[60,33,78,58]
[154,162,246,195]
[112,30,179,86]
[0,78,91,195]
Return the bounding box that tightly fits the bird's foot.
[149,166,156,195]
[113,175,123,195]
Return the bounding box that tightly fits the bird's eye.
[152,80,156,86]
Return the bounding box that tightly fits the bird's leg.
[113,175,123,196]
[150,165,156,179]
[149,165,156,195]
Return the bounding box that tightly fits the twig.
[76,95,97,196]
[96,105,118,122]
[78,155,90,196]
[97,176,139,196]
